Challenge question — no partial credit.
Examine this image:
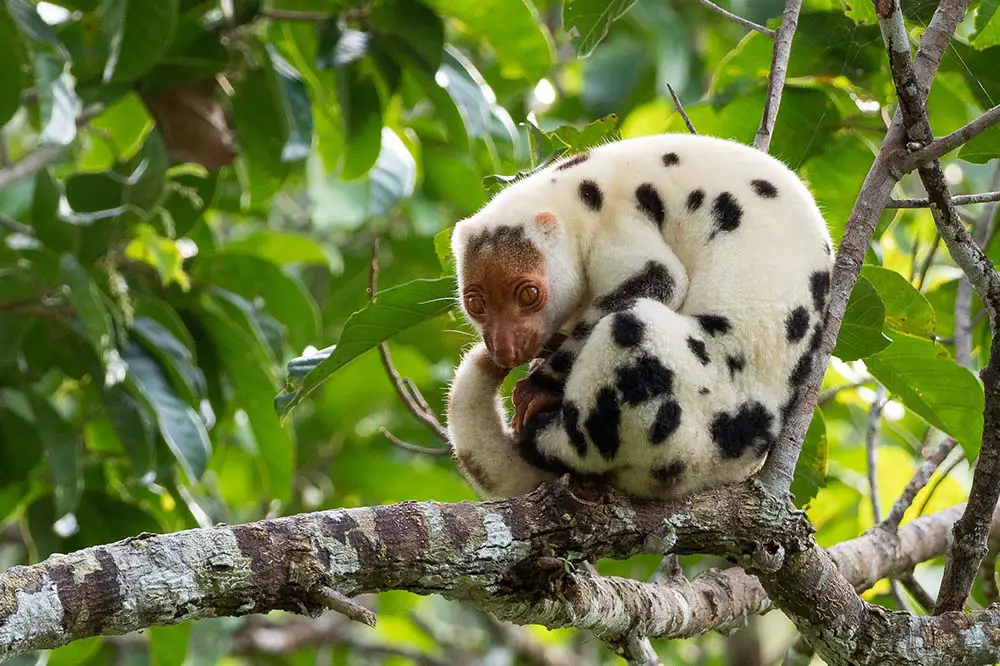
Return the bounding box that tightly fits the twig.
[666,83,697,135]
[887,191,1000,208]
[917,452,965,517]
[915,231,940,290]
[881,439,958,531]
[379,427,450,456]
[754,0,802,152]
[314,586,376,628]
[956,167,1000,368]
[874,0,1000,615]
[694,0,775,37]
[866,387,887,524]
[818,380,872,405]
[901,104,1000,173]
[259,9,335,21]
[368,239,451,447]
[898,570,936,611]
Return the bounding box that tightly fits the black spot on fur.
[616,355,674,406]
[810,271,831,312]
[699,387,710,395]
[572,320,595,340]
[596,261,675,311]
[652,460,685,485]
[695,314,732,336]
[711,401,775,459]
[517,411,575,476]
[562,402,587,457]
[687,189,705,212]
[726,354,746,378]
[709,192,743,239]
[785,306,810,343]
[687,337,710,365]
[579,180,603,212]
[612,311,645,348]
[549,351,575,375]
[662,152,680,167]
[790,352,812,386]
[751,179,778,198]
[636,183,666,228]
[650,399,682,445]
[556,152,589,171]
[585,387,622,461]
[525,371,565,397]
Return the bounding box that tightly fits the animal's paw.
[511,373,562,434]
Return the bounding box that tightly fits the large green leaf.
[0,4,27,126]
[791,410,828,508]
[958,123,1000,164]
[422,0,554,80]
[222,230,337,270]
[562,0,637,57]
[370,0,444,72]
[232,54,293,205]
[123,342,211,480]
[193,252,321,351]
[59,254,115,368]
[102,0,179,84]
[0,406,44,485]
[867,333,985,458]
[277,276,457,417]
[149,624,191,666]
[131,316,207,405]
[860,266,935,338]
[198,297,295,503]
[833,277,892,361]
[27,391,83,517]
[339,61,384,180]
[103,384,156,475]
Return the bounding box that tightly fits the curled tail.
[446,343,555,496]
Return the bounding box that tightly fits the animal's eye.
[465,295,487,316]
[518,284,541,308]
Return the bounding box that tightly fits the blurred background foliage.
[1,0,1000,663]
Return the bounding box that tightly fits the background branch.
[754,0,803,152]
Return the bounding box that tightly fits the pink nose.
[491,331,522,368]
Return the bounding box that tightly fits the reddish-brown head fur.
[459,222,549,368]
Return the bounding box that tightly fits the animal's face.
[453,211,582,368]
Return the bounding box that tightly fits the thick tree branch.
[755,0,802,152]
[901,104,1000,173]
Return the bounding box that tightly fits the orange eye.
[465,295,487,316]
[518,284,541,308]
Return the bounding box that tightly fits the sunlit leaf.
[791,410,828,507]
[103,0,179,84]
[149,623,191,666]
[59,254,115,367]
[562,0,636,57]
[277,276,457,416]
[958,123,1000,164]
[833,277,891,361]
[860,266,935,338]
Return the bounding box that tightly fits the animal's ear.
[533,211,558,232]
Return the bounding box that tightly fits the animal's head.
[452,208,584,368]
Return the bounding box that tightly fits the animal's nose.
[491,332,520,368]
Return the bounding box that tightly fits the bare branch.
[755,0,803,152]
[901,104,1000,173]
[887,191,1000,209]
[818,380,872,405]
[695,0,776,37]
[314,586,376,628]
[956,168,1000,368]
[666,83,697,135]
[866,387,888,523]
[898,571,936,612]
[881,439,959,531]
[368,239,451,448]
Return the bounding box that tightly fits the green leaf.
[59,254,115,366]
[271,46,313,163]
[223,230,338,270]
[0,406,44,485]
[867,333,985,459]
[791,410,828,507]
[833,277,892,361]
[972,0,1000,48]
[78,91,153,170]
[434,225,455,274]
[232,55,293,205]
[422,0,554,80]
[958,123,1000,164]
[198,297,295,503]
[0,4,28,127]
[339,62,384,180]
[277,276,457,417]
[30,168,79,255]
[370,0,444,72]
[860,266,936,338]
[549,114,621,153]
[131,316,207,405]
[438,47,518,145]
[123,342,211,480]
[562,0,636,57]
[161,168,218,238]
[104,384,156,475]
[194,252,321,351]
[149,623,191,666]
[48,637,104,666]
[27,391,83,517]
[102,0,179,84]
[35,52,82,147]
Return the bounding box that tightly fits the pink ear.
[533,212,557,227]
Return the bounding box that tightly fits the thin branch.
[368,239,451,448]
[898,570,936,612]
[881,439,959,531]
[956,167,1000,368]
[259,9,335,21]
[666,83,697,135]
[818,379,872,404]
[694,0,776,37]
[887,191,1000,208]
[754,0,803,152]
[866,387,888,523]
[917,452,965,517]
[314,586,376,627]
[379,427,450,456]
[901,103,1000,173]
[915,231,941,290]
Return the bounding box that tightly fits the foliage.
[0,0,998,663]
